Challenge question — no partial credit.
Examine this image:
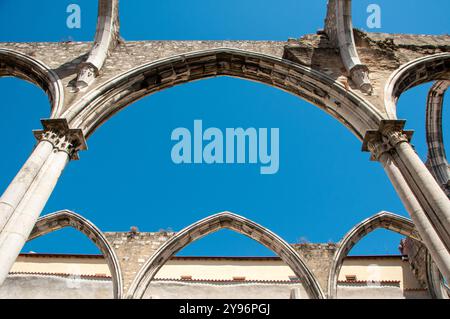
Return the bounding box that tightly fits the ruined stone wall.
[1,32,448,116]
[400,237,428,289]
[104,231,174,293]
[284,32,450,112]
[0,41,286,110]
[324,0,338,47]
[293,243,337,292]
[103,231,337,295]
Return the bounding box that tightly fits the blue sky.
[0,0,448,257]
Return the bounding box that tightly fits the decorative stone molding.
[402,237,449,299]
[63,48,383,141]
[427,253,450,299]
[33,119,87,160]
[324,0,373,94]
[74,0,120,90]
[362,120,414,161]
[426,81,450,197]
[384,53,450,119]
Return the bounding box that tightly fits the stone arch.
[28,210,123,299]
[327,211,422,299]
[0,48,64,118]
[426,80,450,196]
[62,48,383,141]
[126,212,325,299]
[384,53,450,119]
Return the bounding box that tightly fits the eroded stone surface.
[1,32,448,116]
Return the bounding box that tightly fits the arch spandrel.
[29,210,123,299]
[60,47,383,142]
[126,212,325,299]
[1,33,448,126]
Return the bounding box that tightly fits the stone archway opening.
[0,210,124,299]
[0,77,50,189]
[334,228,421,299]
[327,212,430,299]
[145,228,307,299]
[127,212,324,299]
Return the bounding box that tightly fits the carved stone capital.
[362,120,414,161]
[362,131,389,161]
[33,119,87,160]
[384,129,410,147]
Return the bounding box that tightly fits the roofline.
[154,278,303,284]
[9,271,111,280]
[19,253,105,259]
[18,253,406,260]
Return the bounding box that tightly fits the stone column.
[0,119,86,285]
[363,120,450,282]
[0,140,54,232]
[391,136,450,231]
[373,147,450,281]
[381,121,450,246]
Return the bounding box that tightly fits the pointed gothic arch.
[28,210,123,299]
[127,212,324,299]
[327,211,422,299]
[63,48,383,141]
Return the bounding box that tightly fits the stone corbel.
[350,64,372,94]
[324,0,373,94]
[75,62,99,90]
[362,120,414,161]
[74,0,120,90]
[33,119,87,160]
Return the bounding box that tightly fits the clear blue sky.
[0,0,448,257]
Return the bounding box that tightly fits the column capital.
[362,120,414,161]
[33,119,87,160]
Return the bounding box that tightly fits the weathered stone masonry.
[104,231,174,294]
[0,0,449,298]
